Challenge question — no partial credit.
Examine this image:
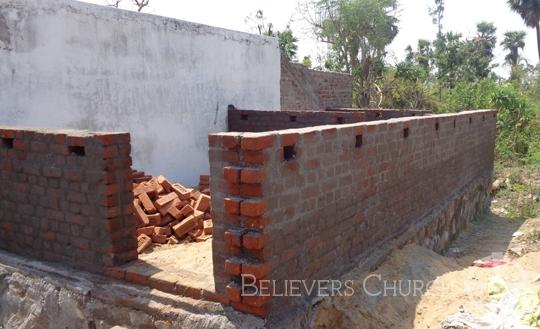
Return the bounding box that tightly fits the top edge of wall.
[212,109,497,137]
[4,0,278,47]
[288,62,352,77]
[0,126,128,137]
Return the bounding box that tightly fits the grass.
[492,162,540,220]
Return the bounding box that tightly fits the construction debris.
[133,175,212,253]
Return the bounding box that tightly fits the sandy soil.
[310,214,540,329]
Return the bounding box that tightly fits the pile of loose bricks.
[209,110,497,319]
[133,175,213,253]
[0,127,136,272]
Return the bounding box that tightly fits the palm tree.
[501,31,527,66]
[507,0,540,60]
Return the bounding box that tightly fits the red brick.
[231,302,269,318]
[224,198,241,214]
[154,226,171,236]
[224,258,242,275]
[133,199,149,227]
[223,167,241,183]
[242,263,270,279]
[240,168,265,184]
[280,133,299,146]
[241,135,274,151]
[242,151,267,164]
[103,267,125,280]
[155,192,178,208]
[242,232,266,250]
[226,282,242,302]
[243,294,272,307]
[222,135,240,149]
[138,192,157,213]
[240,200,266,217]
[224,230,243,248]
[194,194,211,212]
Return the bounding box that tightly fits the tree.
[501,31,527,66]
[302,56,313,68]
[277,27,299,60]
[428,0,445,35]
[245,10,299,60]
[433,32,464,88]
[105,0,150,12]
[302,0,399,106]
[507,0,540,61]
[461,22,497,81]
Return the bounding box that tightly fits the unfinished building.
[0,0,497,328]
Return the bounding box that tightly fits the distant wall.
[0,127,136,272]
[0,0,281,186]
[228,108,365,132]
[209,110,496,318]
[280,58,353,111]
[327,108,433,120]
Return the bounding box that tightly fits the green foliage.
[277,27,298,60]
[502,31,527,66]
[492,83,536,158]
[306,0,399,106]
[302,56,313,68]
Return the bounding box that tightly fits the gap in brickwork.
[469,117,473,124]
[283,145,296,161]
[289,115,297,122]
[355,134,363,148]
[241,114,248,121]
[336,117,345,124]
[1,138,14,149]
[403,127,410,138]
[68,145,86,156]
[435,122,440,131]
[453,120,456,128]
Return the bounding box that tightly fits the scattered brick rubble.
[132,173,213,253]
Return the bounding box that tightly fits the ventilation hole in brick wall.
[375,112,382,118]
[290,115,297,122]
[1,138,14,149]
[435,122,440,131]
[493,113,496,118]
[283,145,296,161]
[69,146,85,156]
[453,120,456,128]
[469,117,473,124]
[336,117,345,124]
[240,114,248,121]
[412,113,416,116]
[355,134,363,148]
[482,115,485,121]
[403,127,410,139]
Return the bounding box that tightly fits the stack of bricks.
[208,132,276,317]
[0,127,137,272]
[133,175,212,253]
[209,110,497,319]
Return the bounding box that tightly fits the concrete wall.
[228,108,365,132]
[280,57,353,111]
[0,127,136,272]
[0,0,281,186]
[208,110,496,318]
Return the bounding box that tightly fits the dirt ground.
[310,213,540,329]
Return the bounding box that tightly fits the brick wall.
[327,108,433,120]
[209,110,496,319]
[0,127,137,272]
[228,108,365,132]
[281,57,353,111]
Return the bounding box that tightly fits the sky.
[78,0,538,75]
